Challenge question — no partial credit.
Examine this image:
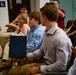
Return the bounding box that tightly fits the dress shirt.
[27,25,44,52]
[28,24,72,73]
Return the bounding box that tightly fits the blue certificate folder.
[9,35,27,58]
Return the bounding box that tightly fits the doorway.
[7,0,30,22]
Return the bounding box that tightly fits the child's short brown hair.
[28,11,41,24]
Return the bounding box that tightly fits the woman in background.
[66,19,76,47]
[6,4,29,31]
[0,13,30,59]
[12,13,30,36]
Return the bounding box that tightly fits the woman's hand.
[68,33,73,37]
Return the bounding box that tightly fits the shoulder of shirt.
[37,26,45,31]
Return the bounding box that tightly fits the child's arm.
[66,25,72,34]
[21,24,29,36]
[5,24,18,29]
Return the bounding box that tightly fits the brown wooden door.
[7,0,30,22]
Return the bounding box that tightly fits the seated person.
[66,19,76,47]
[0,14,30,69]
[0,4,29,58]
[0,13,30,59]
[8,4,72,75]
[2,11,44,61]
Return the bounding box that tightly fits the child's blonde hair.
[20,13,28,24]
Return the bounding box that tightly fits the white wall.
[40,0,50,8]
[0,0,9,31]
[30,0,50,11]
[30,0,40,11]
